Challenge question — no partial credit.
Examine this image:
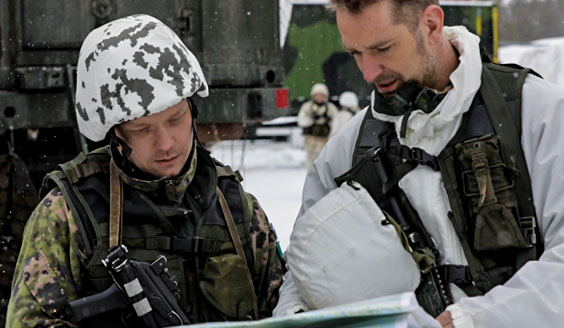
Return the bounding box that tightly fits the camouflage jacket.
[6,146,285,327]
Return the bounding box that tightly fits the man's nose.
[155,127,174,151]
[361,55,384,84]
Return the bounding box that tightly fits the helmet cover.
[310,83,329,97]
[339,91,359,109]
[75,14,208,141]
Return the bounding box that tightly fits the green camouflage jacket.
[6,146,285,327]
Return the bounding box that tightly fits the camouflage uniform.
[6,145,285,327]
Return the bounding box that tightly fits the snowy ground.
[209,136,307,251]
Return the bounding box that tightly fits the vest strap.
[109,159,123,249]
[480,65,539,267]
[216,187,259,319]
[438,264,472,285]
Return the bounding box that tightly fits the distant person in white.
[297,83,338,170]
[274,0,564,327]
[329,91,361,138]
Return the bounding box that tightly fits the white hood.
[371,26,482,156]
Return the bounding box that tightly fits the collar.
[370,26,483,155]
[111,139,198,205]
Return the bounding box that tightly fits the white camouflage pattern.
[75,14,209,141]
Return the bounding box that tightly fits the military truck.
[0,0,289,324]
[283,0,498,113]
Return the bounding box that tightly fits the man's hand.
[436,310,454,328]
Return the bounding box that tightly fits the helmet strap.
[109,128,133,164]
[188,98,202,146]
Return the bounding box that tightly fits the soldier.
[329,91,360,138]
[7,14,284,327]
[297,83,338,170]
[275,0,564,327]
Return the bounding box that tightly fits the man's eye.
[169,115,185,125]
[134,127,150,134]
[378,46,391,53]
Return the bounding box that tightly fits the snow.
[499,37,564,86]
[209,138,307,251]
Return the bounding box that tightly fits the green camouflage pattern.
[248,194,285,317]
[283,3,497,113]
[283,4,371,113]
[6,189,83,327]
[6,155,284,327]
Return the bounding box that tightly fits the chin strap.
[109,128,133,161]
[188,97,202,146]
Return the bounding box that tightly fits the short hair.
[328,0,438,31]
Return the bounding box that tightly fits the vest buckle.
[519,216,537,246]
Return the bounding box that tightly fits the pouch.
[455,134,528,252]
[199,253,255,320]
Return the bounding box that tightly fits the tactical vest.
[340,63,543,315]
[303,102,331,137]
[41,146,257,326]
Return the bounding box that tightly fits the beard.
[371,28,440,96]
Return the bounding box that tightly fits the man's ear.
[420,5,444,44]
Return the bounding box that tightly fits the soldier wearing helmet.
[329,91,361,138]
[297,83,338,170]
[7,15,284,327]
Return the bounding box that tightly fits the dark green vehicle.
[283,0,498,113]
[0,1,289,325]
[0,0,289,182]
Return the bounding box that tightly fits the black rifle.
[69,245,190,327]
[370,146,452,317]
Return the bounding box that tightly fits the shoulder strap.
[109,159,123,249]
[216,187,258,319]
[480,64,540,265]
[352,108,392,166]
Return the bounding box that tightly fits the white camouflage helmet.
[339,91,359,109]
[310,83,329,97]
[75,14,209,142]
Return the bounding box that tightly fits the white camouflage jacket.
[274,26,564,328]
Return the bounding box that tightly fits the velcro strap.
[438,264,472,285]
[470,151,497,207]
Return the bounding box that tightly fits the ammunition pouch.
[455,134,533,252]
[70,245,190,327]
[303,124,330,137]
[199,253,256,320]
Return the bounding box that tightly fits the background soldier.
[7,14,284,327]
[329,91,360,138]
[297,83,338,170]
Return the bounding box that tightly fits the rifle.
[69,245,190,327]
[336,146,452,317]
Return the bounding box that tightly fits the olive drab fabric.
[0,152,38,327]
[6,145,284,327]
[348,62,542,315]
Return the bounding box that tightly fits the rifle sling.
[216,187,259,319]
[109,159,123,249]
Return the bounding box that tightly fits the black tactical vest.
[41,146,257,326]
[341,62,543,315]
[302,102,332,137]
